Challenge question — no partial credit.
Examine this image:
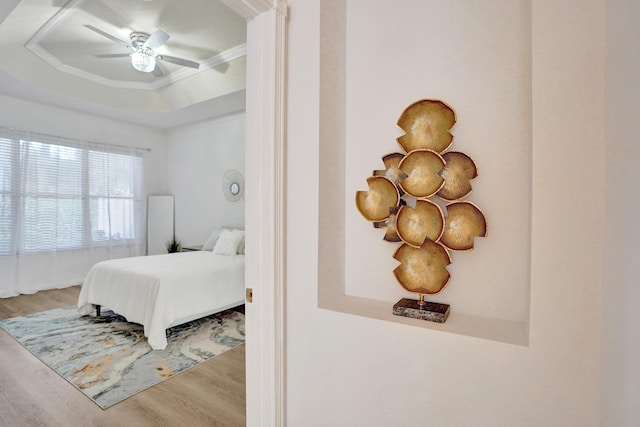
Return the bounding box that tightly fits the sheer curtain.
[0,127,147,297]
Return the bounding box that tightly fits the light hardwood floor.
[0,286,246,427]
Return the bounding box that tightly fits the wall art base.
[393,298,450,323]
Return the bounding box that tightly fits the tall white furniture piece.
[147,195,174,255]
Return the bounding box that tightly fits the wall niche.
[317,0,532,346]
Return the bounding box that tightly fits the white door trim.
[222,1,287,426]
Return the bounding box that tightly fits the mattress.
[77,251,245,350]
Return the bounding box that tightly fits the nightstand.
[181,245,203,252]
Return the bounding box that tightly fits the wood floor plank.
[0,286,246,426]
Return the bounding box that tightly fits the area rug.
[0,306,245,409]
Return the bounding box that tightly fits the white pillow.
[213,229,245,255]
[202,229,223,251]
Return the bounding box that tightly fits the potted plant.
[166,236,182,253]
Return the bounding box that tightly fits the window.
[0,134,144,255]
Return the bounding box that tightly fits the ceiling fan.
[84,24,200,77]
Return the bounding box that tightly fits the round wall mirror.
[222,169,244,202]
[230,182,240,195]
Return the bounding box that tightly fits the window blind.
[0,130,144,255]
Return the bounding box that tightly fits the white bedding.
[77,251,245,350]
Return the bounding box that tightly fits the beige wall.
[342,0,531,325]
[602,0,640,425]
[285,1,610,425]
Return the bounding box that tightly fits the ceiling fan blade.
[84,25,131,48]
[144,29,170,50]
[158,55,200,69]
[152,65,165,78]
[94,53,131,59]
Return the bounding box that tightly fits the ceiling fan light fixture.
[131,51,156,72]
[85,26,200,75]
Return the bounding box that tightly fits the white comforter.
[77,251,245,350]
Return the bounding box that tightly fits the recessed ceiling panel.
[33,0,246,85]
[0,0,247,122]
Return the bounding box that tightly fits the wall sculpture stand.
[355,99,487,323]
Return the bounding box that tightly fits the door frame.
[221,1,287,425]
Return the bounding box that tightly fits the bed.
[77,228,246,350]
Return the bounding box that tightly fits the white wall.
[285,1,606,426]
[0,95,167,195]
[164,112,245,247]
[602,1,640,425]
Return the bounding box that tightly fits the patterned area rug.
[0,306,245,409]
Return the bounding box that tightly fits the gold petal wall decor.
[396,99,456,153]
[437,151,478,201]
[354,98,488,321]
[374,207,401,243]
[393,240,452,295]
[355,176,400,222]
[396,200,444,248]
[398,149,446,198]
[440,201,487,251]
[373,153,407,186]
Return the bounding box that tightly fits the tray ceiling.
[0,0,248,128]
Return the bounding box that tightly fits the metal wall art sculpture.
[355,99,487,323]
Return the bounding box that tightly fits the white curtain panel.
[0,128,147,298]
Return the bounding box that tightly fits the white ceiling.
[0,0,248,129]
